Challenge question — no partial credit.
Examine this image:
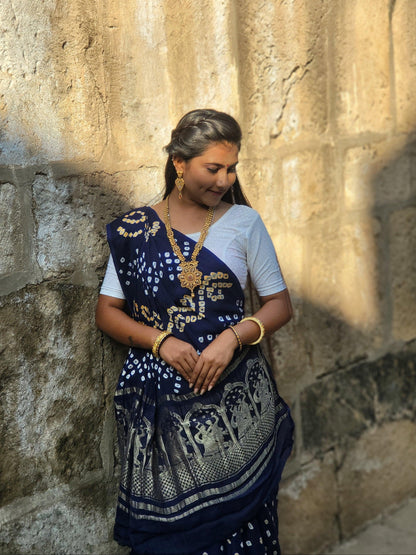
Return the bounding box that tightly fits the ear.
[172,156,185,174]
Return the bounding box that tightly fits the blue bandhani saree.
[106,207,294,555]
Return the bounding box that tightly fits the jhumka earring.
[175,170,184,200]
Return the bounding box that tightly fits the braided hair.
[163,109,249,205]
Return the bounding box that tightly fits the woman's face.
[173,142,239,208]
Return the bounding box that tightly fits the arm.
[191,287,293,395]
[95,294,198,381]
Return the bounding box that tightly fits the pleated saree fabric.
[107,207,294,555]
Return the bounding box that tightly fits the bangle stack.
[240,316,265,345]
[152,331,172,358]
[229,325,243,352]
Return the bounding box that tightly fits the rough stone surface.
[300,363,376,454]
[337,420,416,537]
[0,284,104,504]
[300,346,416,455]
[343,138,415,210]
[279,453,339,555]
[390,207,416,341]
[333,0,392,134]
[0,480,127,555]
[1,1,416,554]
[0,182,26,274]
[305,216,381,331]
[393,0,416,134]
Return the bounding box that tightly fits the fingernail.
[200,389,206,395]
[189,382,193,388]
[208,385,213,391]
[194,388,199,394]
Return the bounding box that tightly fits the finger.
[206,367,224,392]
[172,362,190,380]
[181,357,193,375]
[188,349,199,365]
[200,366,222,395]
[192,360,209,394]
[182,354,199,385]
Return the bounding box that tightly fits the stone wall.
[1,1,415,554]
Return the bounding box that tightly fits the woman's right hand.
[158,336,199,383]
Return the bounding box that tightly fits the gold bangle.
[229,325,242,352]
[240,316,265,345]
[152,331,172,358]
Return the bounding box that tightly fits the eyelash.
[207,167,237,174]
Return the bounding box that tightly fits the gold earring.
[175,170,184,199]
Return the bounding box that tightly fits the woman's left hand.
[190,329,238,395]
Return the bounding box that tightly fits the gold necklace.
[164,197,215,297]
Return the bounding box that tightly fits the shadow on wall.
[276,137,416,555]
[0,135,416,555]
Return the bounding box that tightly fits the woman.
[96,109,294,555]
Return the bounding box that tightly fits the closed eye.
[207,164,238,174]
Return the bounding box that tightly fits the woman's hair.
[163,109,249,205]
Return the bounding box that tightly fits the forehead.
[197,142,239,163]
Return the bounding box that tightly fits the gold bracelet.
[240,316,265,345]
[152,331,172,358]
[229,325,243,352]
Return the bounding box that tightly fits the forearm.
[95,295,160,349]
[193,290,293,394]
[228,289,293,347]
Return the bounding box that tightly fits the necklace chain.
[164,198,215,296]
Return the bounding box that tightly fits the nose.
[216,169,230,188]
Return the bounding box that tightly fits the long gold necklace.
[164,197,215,297]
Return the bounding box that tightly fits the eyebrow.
[204,161,239,168]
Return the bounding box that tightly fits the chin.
[205,193,225,206]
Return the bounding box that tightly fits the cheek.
[228,174,237,186]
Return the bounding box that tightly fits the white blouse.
[100,204,286,299]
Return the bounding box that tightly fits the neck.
[166,195,215,234]
[167,192,210,213]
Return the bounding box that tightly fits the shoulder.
[111,206,154,225]
[228,204,263,227]
[107,206,161,240]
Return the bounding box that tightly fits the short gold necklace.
[164,197,215,297]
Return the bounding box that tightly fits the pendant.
[177,261,203,296]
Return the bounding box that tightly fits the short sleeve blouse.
[100,204,286,299]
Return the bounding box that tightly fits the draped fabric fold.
[107,207,294,555]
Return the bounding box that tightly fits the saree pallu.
[107,207,294,555]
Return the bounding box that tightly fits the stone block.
[300,364,376,455]
[338,420,416,537]
[300,345,416,455]
[0,284,107,505]
[390,206,416,341]
[163,0,239,120]
[270,231,305,297]
[393,0,416,133]
[270,297,377,404]
[344,139,415,210]
[373,347,416,419]
[306,217,381,331]
[0,1,108,165]
[86,167,165,214]
[32,171,162,281]
[281,148,337,227]
[0,480,128,555]
[33,174,103,278]
[279,453,339,555]
[0,182,27,275]
[333,0,392,134]
[240,159,277,216]
[236,0,329,152]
